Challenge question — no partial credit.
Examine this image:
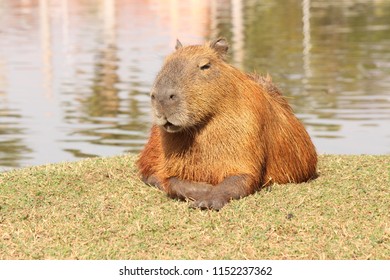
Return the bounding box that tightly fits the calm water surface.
[0,0,390,171]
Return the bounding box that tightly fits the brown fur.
[137,38,317,210]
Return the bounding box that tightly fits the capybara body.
[137,38,317,210]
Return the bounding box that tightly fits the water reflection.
[0,105,32,168]
[240,0,390,154]
[0,0,389,171]
[60,0,152,158]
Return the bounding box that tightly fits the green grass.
[0,154,389,260]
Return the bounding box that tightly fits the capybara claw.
[189,197,227,211]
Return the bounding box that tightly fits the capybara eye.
[151,94,155,100]
[198,58,211,70]
[200,63,211,70]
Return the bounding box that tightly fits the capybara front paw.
[142,175,163,190]
[168,177,214,201]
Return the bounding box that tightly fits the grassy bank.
[0,154,389,259]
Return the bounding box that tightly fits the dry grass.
[0,154,389,259]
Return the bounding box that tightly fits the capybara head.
[150,38,230,133]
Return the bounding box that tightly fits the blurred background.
[0,0,389,171]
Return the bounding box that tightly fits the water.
[0,0,389,171]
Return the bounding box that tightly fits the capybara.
[137,38,317,210]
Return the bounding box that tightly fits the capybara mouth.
[163,121,182,133]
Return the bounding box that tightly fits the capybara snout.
[151,86,185,133]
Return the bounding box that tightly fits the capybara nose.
[152,90,179,108]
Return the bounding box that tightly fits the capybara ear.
[175,39,183,50]
[210,38,229,56]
